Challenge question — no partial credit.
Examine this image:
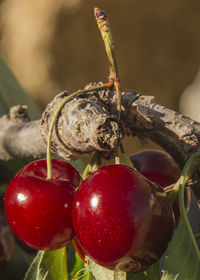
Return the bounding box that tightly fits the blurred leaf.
[0,245,34,280]
[24,248,68,280]
[161,218,200,280]
[0,56,41,119]
[0,56,42,185]
[0,158,32,184]
[66,242,76,274]
[71,251,84,278]
[127,262,159,280]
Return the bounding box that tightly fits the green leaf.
[0,158,31,184]
[66,242,76,274]
[161,218,200,280]
[71,251,84,278]
[0,57,41,185]
[0,245,34,280]
[24,248,68,280]
[0,56,41,119]
[127,262,160,280]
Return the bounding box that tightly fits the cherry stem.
[46,82,112,180]
[94,7,122,119]
[170,151,200,261]
[72,264,92,280]
[115,148,120,165]
[82,152,100,180]
[168,179,180,205]
[72,268,87,280]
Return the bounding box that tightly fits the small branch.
[0,84,123,161]
[1,89,200,166]
[0,106,45,160]
[121,92,200,168]
[0,120,45,160]
[1,90,200,166]
[1,89,200,205]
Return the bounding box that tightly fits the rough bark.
[40,87,123,160]
[1,86,200,204]
[121,92,200,168]
[0,105,45,160]
[0,88,200,166]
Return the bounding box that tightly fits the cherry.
[129,149,181,187]
[5,158,81,251]
[129,149,190,222]
[17,158,81,188]
[72,164,174,273]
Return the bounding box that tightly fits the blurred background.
[0,0,200,278]
[1,0,200,154]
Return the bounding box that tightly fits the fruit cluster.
[5,149,186,273]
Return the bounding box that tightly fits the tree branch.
[122,92,200,168]
[1,90,200,164]
[1,89,200,165]
[0,105,45,160]
[1,88,200,204]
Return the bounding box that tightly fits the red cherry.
[72,237,86,263]
[5,159,80,251]
[72,164,174,273]
[129,150,181,187]
[129,149,190,222]
[17,158,81,188]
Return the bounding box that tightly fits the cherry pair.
[5,149,185,273]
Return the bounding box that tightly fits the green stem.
[82,163,92,181]
[168,178,180,205]
[82,152,99,180]
[72,268,86,280]
[94,7,118,80]
[179,175,200,261]
[46,83,112,180]
[115,147,120,165]
[176,151,200,261]
[86,272,93,280]
[94,7,121,116]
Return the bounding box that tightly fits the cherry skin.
[129,149,181,187]
[72,164,174,273]
[129,149,190,222]
[17,158,81,188]
[5,159,81,251]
